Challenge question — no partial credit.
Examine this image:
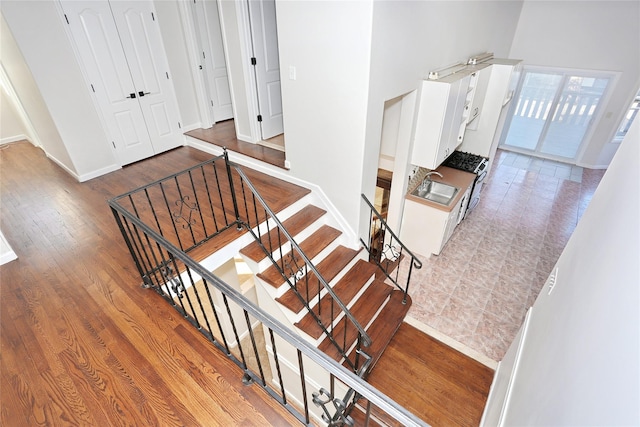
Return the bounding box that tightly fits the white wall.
[1,1,118,180]
[508,0,640,168]
[277,0,523,235]
[276,0,374,233]
[0,87,29,144]
[1,13,71,162]
[489,116,640,425]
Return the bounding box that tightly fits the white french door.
[247,0,283,140]
[61,0,182,165]
[500,67,612,161]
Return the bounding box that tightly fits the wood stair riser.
[256,225,342,289]
[275,246,360,314]
[248,217,329,270]
[288,251,368,322]
[295,273,377,347]
[240,204,327,269]
[260,238,345,297]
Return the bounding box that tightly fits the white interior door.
[192,0,233,124]
[109,1,183,154]
[61,0,154,165]
[248,0,283,140]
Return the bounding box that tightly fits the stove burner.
[442,151,488,174]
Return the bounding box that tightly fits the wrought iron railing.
[228,165,371,373]
[108,151,428,425]
[360,194,423,304]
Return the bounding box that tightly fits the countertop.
[405,165,476,213]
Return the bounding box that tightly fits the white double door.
[62,0,182,165]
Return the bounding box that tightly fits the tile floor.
[405,149,606,362]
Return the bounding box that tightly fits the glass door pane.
[503,71,563,151]
[540,76,609,158]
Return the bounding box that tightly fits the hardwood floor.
[368,323,494,427]
[185,120,287,169]
[1,141,495,426]
[0,142,300,426]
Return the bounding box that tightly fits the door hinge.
[166,71,169,79]
[202,51,206,59]
[151,12,155,21]
[257,115,263,122]
[90,84,95,93]
[210,100,214,107]
[112,141,116,149]
[178,122,181,129]
[251,57,257,66]
[64,14,69,24]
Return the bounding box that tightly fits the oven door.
[466,170,487,214]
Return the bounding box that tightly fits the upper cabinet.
[411,70,474,169]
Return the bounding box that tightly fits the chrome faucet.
[420,171,443,190]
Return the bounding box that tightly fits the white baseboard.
[77,163,121,182]
[0,134,30,146]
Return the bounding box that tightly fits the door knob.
[126,93,136,98]
[138,91,151,97]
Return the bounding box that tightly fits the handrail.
[109,191,427,427]
[360,193,422,304]
[229,162,372,352]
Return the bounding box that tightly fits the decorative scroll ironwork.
[382,243,400,262]
[283,252,305,281]
[312,388,354,427]
[173,195,198,229]
[161,264,184,298]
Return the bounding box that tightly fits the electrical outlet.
[547,267,558,295]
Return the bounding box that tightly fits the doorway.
[190,0,234,127]
[247,0,284,144]
[500,67,612,162]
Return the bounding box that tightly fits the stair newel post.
[222,148,243,230]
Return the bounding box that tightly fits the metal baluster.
[199,164,219,233]
[187,169,208,238]
[269,328,287,404]
[200,277,230,352]
[243,311,266,386]
[297,349,310,424]
[159,182,184,251]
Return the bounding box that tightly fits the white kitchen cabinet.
[460,58,523,159]
[411,72,472,170]
[466,64,492,130]
[400,184,470,256]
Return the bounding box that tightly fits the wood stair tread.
[275,246,359,314]
[294,259,377,339]
[318,280,393,362]
[256,224,342,288]
[344,290,412,377]
[239,204,326,263]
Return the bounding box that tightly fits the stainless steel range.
[442,151,488,218]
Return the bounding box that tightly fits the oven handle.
[476,170,488,182]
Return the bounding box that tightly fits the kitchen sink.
[411,181,459,206]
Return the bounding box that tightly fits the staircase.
[237,197,412,377]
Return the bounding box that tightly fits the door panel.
[193,0,233,122]
[248,0,283,139]
[109,1,182,154]
[61,0,154,165]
